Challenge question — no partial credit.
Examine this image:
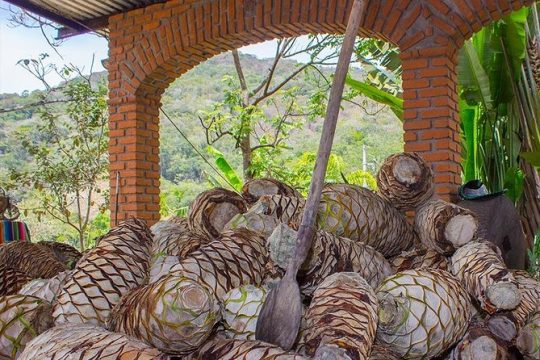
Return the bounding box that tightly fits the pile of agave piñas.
[1,152,539,359]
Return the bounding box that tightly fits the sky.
[0,0,312,94]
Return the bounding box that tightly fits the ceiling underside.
[4,0,166,38]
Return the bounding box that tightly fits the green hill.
[0,52,403,237]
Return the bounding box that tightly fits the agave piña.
[53,218,153,326]
[17,324,166,359]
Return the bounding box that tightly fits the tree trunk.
[240,134,252,181]
[232,49,253,181]
[78,231,85,252]
[519,161,540,248]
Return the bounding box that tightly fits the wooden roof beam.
[4,0,89,32]
[56,16,109,39]
[5,0,169,39]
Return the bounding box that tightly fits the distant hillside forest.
[0,52,403,245]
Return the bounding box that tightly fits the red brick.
[403,79,430,90]
[108,0,526,225]
[434,174,454,183]
[420,108,451,118]
[405,99,430,108]
[403,109,417,120]
[422,151,452,162]
[404,119,430,130]
[420,129,453,140]
[418,67,449,78]
[404,142,431,152]
[404,131,417,142]
[402,59,428,70]
[419,87,450,98]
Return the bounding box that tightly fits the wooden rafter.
[3,0,167,39]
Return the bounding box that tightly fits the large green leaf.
[520,151,540,168]
[503,7,529,78]
[460,103,479,182]
[460,41,493,110]
[345,75,403,120]
[206,146,243,191]
[503,166,525,203]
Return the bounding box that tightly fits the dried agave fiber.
[151,220,209,258]
[36,241,82,269]
[486,270,540,340]
[222,285,268,340]
[451,317,511,360]
[415,198,478,254]
[226,195,305,237]
[390,248,448,273]
[188,188,247,239]
[376,152,434,211]
[304,272,378,359]
[108,275,220,355]
[517,310,540,360]
[450,240,521,313]
[151,216,189,239]
[0,264,32,296]
[169,228,269,301]
[0,242,66,279]
[301,230,392,294]
[53,218,153,326]
[18,270,71,303]
[242,178,302,205]
[508,270,540,327]
[376,269,471,359]
[368,342,401,360]
[268,225,392,295]
[17,324,167,360]
[317,184,416,257]
[257,195,305,225]
[149,255,179,283]
[0,295,53,359]
[188,337,308,359]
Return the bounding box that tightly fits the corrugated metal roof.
[27,0,160,22]
[5,0,166,37]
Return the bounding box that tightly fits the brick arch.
[108,0,534,224]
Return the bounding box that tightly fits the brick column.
[401,47,462,201]
[108,94,161,225]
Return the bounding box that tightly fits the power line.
[159,107,239,192]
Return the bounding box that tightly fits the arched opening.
[157,36,404,217]
[107,0,534,224]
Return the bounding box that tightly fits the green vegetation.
[528,231,540,279]
[0,50,403,248]
[458,7,531,201]
[4,65,108,250]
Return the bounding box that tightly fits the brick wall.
[108,0,534,224]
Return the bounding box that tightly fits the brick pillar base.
[402,47,462,202]
[109,95,161,226]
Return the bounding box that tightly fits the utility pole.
[362,144,367,187]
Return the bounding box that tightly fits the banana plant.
[345,76,404,120]
[457,7,530,202]
[344,5,539,238]
[205,145,243,192]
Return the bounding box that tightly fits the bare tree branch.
[253,62,311,106]
[232,49,249,104]
[0,99,71,114]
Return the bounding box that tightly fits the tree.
[8,56,109,250]
[198,36,339,180]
